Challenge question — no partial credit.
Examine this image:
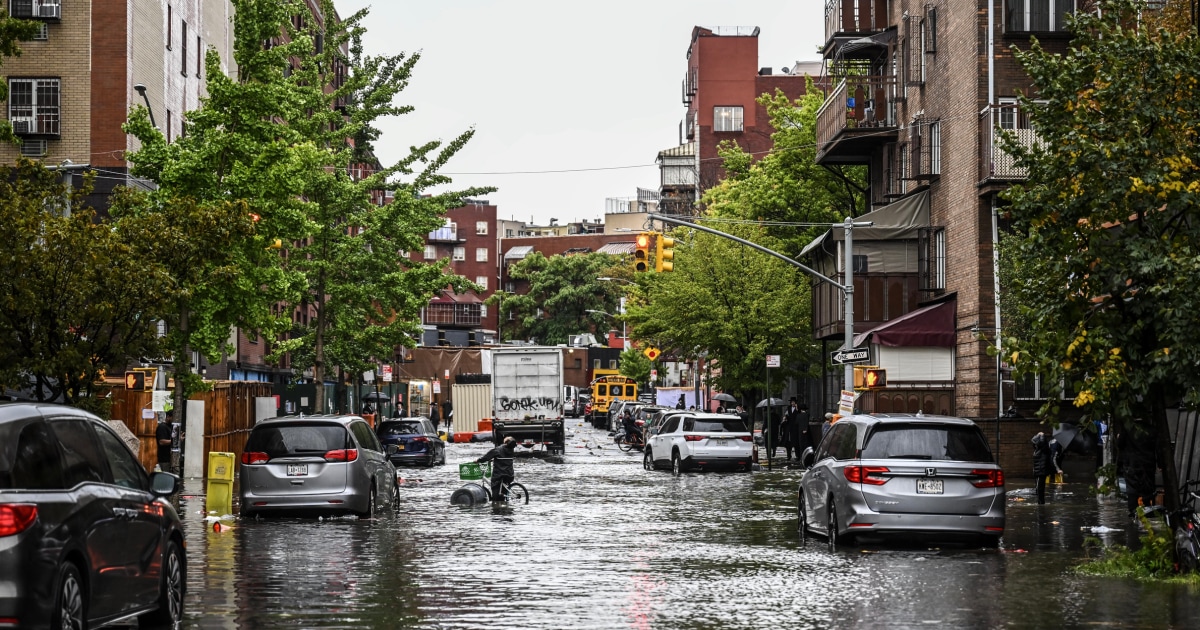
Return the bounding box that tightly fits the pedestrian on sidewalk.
[156,412,175,475]
[1031,431,1054,504]
[429,402,441,430]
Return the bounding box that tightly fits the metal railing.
[816,75,897,158]
[979,105,1042,181]
[826,0,889,41]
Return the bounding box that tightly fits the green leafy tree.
[0,11,41,145]
[1002,0,1200,509]
[625,224,815,401]
[0,161,173,405]
[619,346,652,388]
[123,0,333,412]
[271,0,493,411]
[488,252,624,345]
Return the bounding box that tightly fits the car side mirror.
[150,471,179,496]
[385,444,399,455]
[801,447,815,468]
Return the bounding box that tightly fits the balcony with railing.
[979,104,1043,184]
[824,0,891,60]
[427,223,461,243]
[423,303,481,328]
[816,74,899,164]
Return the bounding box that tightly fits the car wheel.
[359,486,377,519]
[51,562,84,630]
[671,451,682,476]
[827,501,852,547]
[798,493,809,543]
[643,449,654,471]
[427,453,437,467]
[139,540,184,628]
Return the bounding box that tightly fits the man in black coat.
[477,436,518,501]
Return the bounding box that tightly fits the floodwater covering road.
[175,421,1200,629]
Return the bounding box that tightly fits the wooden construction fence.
[110,381,273,476]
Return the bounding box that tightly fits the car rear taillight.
[324,449,359,462]
[844,466,890,485]
[0,504,37,537]
[970,469,1005,488]
[412,437,429,443]
[738,435,753,442]
[683,435,705,442]
[241,451,269,465]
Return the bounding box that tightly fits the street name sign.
[831,347,871,364]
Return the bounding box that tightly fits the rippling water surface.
[177,422,1200,629]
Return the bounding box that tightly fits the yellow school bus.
[588,375,638,429]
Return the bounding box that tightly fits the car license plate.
[397,444,405,451]
[917,478,943,494]
[287,464,308,477]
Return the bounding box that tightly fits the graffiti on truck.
[497,396,561,413]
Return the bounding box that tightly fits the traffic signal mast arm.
[647,212,873,393]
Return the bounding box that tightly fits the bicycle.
[1143,479,1200,573]
[615,427,644,452]
[458,462,529,504]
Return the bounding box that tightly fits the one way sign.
[831,347,871,364]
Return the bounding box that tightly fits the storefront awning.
[854,299,955,348]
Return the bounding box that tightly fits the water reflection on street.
[177,422,1200,629]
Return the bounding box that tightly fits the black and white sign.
[831,347,871,364]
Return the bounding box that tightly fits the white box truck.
[490,347,565,454]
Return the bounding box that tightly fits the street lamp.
[133,84,157,128]
[585,309,626,349]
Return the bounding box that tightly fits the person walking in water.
[1031,431,1055,504]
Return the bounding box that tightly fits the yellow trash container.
[206,452,236,517]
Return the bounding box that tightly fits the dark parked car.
[0,402,186,629]
[376,418,446,467]
[240,414,399,517]
[798,413,1005,548]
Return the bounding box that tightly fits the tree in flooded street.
[1000,0,1200,511]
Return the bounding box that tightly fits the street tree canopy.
[489,252,625,345]
[1001,0,1200,506]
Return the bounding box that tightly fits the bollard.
[206,452,236,517]
[450,484,490,507]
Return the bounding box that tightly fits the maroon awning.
[854,300,955,348]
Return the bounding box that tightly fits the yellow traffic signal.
[656,234,675,272]
[125,371,145,391]
[634,232,651,273]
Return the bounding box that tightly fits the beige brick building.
[805,0,1076,421]
[1,0,236,208]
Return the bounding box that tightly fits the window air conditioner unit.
[38,1,61,19]
[11,119,32,135]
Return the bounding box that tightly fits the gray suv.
[240,415,399,518]
[798,413,1005,548]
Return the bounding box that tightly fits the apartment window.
[196,36,202,77]
[593,359,601,370]
[480,304,487,318]
[476,221,488,235]
[423,245,436,260]
[167,110,173,142]
[713,106,743,132]
[1006,0,1074,33]
[10,0,60,19]
[609,360,618,370]
[475,248,488,262]
[8,78,59,136]
[181,22,188,76]
[452,247,465,262]
[918,227,946,292]
[33,22,48,40]
[928,120,942,175]
[166,5,172,50]
[475,276,488,291]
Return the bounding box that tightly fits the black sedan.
[376,417,446,467]
[0,402,185,629]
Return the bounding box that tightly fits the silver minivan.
[798,413,1005,547]
[239,415,398,517]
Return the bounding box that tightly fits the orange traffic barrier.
[213,521,233,533]
[479,418,493,432]
[453,432,475,443]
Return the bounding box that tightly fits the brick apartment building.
[802,0,1077,421]
[0,0,236,209]
[679,26,820,203]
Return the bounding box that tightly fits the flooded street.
[177,422,1200,629]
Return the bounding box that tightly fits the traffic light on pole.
[656,234,675,272]
[634,232,651,272]
[864,368,887,389]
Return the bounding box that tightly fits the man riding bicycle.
[477,436,518,501]
[620,412,642,447]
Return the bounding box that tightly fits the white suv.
[644,413,753,474]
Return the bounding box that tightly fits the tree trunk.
[1152,385,1182,512]
[174,307,189,426]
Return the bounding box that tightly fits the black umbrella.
[713,393,738,403]
[362,391,390,402]
[1054,422,1095,455]
[755,398,786,408]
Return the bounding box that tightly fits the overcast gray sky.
[334,1,824,225]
